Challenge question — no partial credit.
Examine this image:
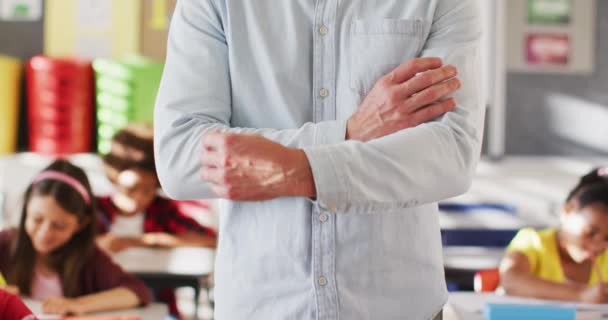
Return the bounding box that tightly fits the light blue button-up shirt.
[154,0,484,319]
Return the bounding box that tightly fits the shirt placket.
[312,0,339,319]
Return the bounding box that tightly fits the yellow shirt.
[0,272,6,286]
[507,228,608,284]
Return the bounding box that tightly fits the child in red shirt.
[0,289,36,320]
[96,124,216,318]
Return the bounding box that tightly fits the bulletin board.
[507,0,596,74]
[44,0,141,59]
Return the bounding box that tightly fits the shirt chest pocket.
[349,19,425,97]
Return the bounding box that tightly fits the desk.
[442,246,505,291]
[112,247,215,319]
[443,246,505,271]
[23,298,168,320]
[444,292,608,320]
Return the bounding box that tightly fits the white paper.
[76,0,112,30]
[449,292,608,314]
[0,0,42,21]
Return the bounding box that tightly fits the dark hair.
[566,167,608,210]
[8,159,97,297]
[101,123,156,183]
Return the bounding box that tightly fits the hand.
[346,57,460,142]
[142,232,178,247]
[96,234,135,253]
[201,132,315,200]
[42,297,84,316]
[579,262,608,304]
[578,283,608,304]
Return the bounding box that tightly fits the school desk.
[112,247,215,319]
[444,292,608,320]
[23,298,168,320]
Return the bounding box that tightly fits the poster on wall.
[76,0,112,31]
[507,0,595,74]
[528,0,572,24]
[0,0,41,21]
[526,33,570,65]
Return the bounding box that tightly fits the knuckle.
[386,89,401,105]
[219,170,230,184]
[418,73,433,86]
[381,72,395,85]
[220,155,231,167]
[422,89,437,102]
[407,59,420,71]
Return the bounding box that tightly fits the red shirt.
[0,290,36,320]
[96,196,216,236]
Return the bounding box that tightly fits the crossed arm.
[155,0,485,210]
[199,58,461,201]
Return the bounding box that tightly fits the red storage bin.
[26,56,94,155]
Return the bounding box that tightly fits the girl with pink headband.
[0,159,151,316]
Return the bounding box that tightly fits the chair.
[474,268,500,292]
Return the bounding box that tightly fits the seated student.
[0,160,151,316]
[96,123,216,253]
[95,124,216,319]
[500,167,608,303]
[0,289,36,320]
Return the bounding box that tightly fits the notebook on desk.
[449,292,608,316]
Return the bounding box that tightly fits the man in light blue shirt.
[154,0,484,319]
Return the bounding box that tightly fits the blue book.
[484,303,576,320]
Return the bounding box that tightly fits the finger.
[201,167,226,184]
[202,131,228,151]
[209,183,229,198]
[406,98,457,127]
[403,78,461,112]
[201,149,223,167]
[387,57,443,85]
[396,65,458,99]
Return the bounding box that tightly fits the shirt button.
[319,25,329,36]
[319,213,329,222]
[319,88,329,98]
[318,276,328,286]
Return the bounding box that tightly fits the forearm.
[172,232,218,248]
[155,113,344,200]
[75,287,140,314]
[501,271,583,302]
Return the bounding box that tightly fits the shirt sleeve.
[154,0,346,200]
[86,248,152,306]
[0,290,36,320]
[506,228,541,272]
[302,0,485,213]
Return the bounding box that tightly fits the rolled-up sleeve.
[154,0,346,200]
[302,0,484,213]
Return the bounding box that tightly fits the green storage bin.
[93,55,163,153]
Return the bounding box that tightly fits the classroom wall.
[0,11,44,60]
[505,0,608,156]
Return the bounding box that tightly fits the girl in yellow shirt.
[500,167,608,303]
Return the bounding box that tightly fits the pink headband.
[600,167,607,177]
[32,171,91,205]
